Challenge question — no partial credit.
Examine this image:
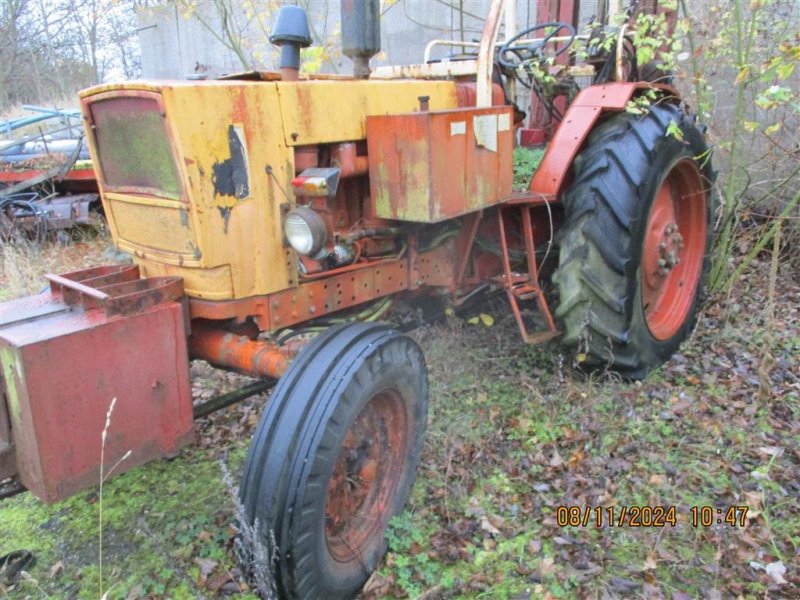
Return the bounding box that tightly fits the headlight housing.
[284,206,328,257]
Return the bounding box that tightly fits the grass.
[0,226,114,300]
[1,236,798,598]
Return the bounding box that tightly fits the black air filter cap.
[269,6,312,47]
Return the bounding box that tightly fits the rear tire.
[553,102,714,378]
[239,323,428,599]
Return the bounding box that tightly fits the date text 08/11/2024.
[556,505,750,528]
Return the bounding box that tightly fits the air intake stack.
[341,0,380,78]
[269,6,312,81]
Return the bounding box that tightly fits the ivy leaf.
[776,62,795,80]
[667,120,685,141]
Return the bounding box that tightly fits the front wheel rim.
[325,389,408,562]
[641,158,708,341]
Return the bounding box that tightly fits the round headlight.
[284,206,328,256]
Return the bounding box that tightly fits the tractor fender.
[529,82,680,197]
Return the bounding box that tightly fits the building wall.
[137,1,607,80]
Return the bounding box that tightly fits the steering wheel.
[498,22,576,71]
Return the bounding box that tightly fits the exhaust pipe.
[341,0,380,78]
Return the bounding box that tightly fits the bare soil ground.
[0,235,798,599]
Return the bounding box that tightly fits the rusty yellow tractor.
[0,1,714,597]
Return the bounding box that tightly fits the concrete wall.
[137,1,608,80]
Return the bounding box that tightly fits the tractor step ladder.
[496,201,559,344]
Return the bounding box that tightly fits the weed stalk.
[98,398,130,598]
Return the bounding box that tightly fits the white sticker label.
[473,114,498,152]
[450,121,466,136]
[498,113,511,132]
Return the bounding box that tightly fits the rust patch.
[231,90,248,123]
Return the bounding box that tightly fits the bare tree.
[0,0,140,112]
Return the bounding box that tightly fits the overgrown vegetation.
[0,227,112,301]
[1,234,797,598]
[1,0,798,598]
[675,0,799,290]
[512,146,545,191]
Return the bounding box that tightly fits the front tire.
[239,323,428,599]
[553,102,714,378]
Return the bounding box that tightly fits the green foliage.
[678,0,800,290]
[623,87,659,115]
[512,146,545,190]
[630,9,682,72]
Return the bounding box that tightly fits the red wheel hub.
[325,389,407,562]
[641,158,707,340]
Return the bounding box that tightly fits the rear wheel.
[239,323,428,599]
[553,102,714,378]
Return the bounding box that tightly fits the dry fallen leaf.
[539,556,556,576]
[765,561,787,585]
[643,554,658,570]
[193,557,218,577]
[49,560,64,578]
[480,515,501,536]
[197,530,213,542]
[125,584,144,600]
[756,446,783,457]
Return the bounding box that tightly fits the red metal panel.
[0,272,193,503]
[454,83,508,108]
[0,389,14,480]
[0,168,97,183]
[417,243,457,288]
[188,258,410,330]
[367,106,514,222]
[269,261,410,328]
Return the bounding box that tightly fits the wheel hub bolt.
[656,222,683,276]
[667,251,680,266]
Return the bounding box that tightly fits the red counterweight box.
[0,265,193,503]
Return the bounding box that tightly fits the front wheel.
[238,323,428,599]
[553,102,715,378]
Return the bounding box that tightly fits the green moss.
[0,437,253,597]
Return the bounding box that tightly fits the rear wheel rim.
[641,158,707,340]
[325,389,407,562]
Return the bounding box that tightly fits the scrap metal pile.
[0,105,99,241]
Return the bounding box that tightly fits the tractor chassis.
[0,81,677,503]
